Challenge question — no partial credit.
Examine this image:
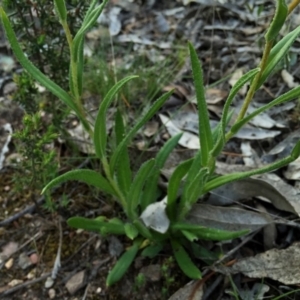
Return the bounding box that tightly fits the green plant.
[161,257,176,298]
[12,112,58,211]
[2,0,300,287]
[133,273,146,292]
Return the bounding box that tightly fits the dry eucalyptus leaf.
[240,103,285,129]
[241,142,259,167]
[159,114,199,149]
[67,123,94,154]
[284,157,300,180]
[257,173,300,216]
[261,129,300,164]
[214,242,300,285]
[187,204,272,232]
[143,121,159,137]
[168,280,203,300]
[208,177,297,215]
[234,126,281,140]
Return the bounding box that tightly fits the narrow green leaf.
[109,217,125,226]
[141,133,182,211]
[115,110,132,195]
[73,0,108,56]
[265,0,288,42]
[128,159,156,215]
[167,158,193,221]
[204,142,300,193]
[141,243,163,258]
[184,167,209,205]
[106,240,141,286]
[54,0,67,22]
[180,168,209,220]
[68,216,105,231]
[110,90,173,172]
[82,0,98,21]
[230,84,300,135]
[184,147,203,197]
[67,216,125,235]
[292,140,300,159]
[115,109,125,145]
[174,223,249,241]
[93,76,138,159]
[191,243,219,265]
[75,37,84,96]
[257,25,300,89]
[42,169,117,197]
[181,230,199,242]
[124,223,139,240]
[0,8,78,114]
[189,42,213,166]
[133,219,153,239]
[171,239,202,279]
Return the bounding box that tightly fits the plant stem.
[225,40,273,141]
[102,157,128,212]
[61,19,92,137]
[288,0,300,14]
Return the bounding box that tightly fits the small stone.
[26,268,36,279]
[45,277,54,289]
[18,253,32,270]
[48,288,56,299]
[5,258,13,269]
[139,264,161,282]
[65,270,86,295]
[29,253,39,264]
[8,279,23,287]
[108,236,123,257]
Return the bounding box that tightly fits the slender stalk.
[61,20,92,137]
[101,157,128,213]
[225,40,273,141]
[288,0,300,14]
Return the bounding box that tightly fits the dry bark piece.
[168,280,203,300]
[213,242,300,285]
[65,270,86,295]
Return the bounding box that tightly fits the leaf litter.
[1,0,300,299]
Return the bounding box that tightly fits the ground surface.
[1,0,300,299]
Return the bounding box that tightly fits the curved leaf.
[42,169,117,196]
[0,8,78,114]
[204,141,300,193]
[167,158,193,221]
[54,0,67,22]
[257,25,300,89]
[127,159,156,216]
[106,239,142,286]
[189,42,213,166]
[265,0,288,42]
[211,68,260,157]
[93,76,138,159]
[171,238,202,279]
[230,84,300,135]
[173,222,249,241]
[67,216,125,235]
[110,90,173,172]
[115,110,132,195]
[141,133,182,211]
